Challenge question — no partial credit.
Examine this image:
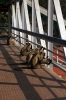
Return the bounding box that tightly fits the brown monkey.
[7,36,15,45]
[26,48,40,65]
[20,43,32,56]
[30,50,45,69]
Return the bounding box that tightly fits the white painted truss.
[11,0,66,70]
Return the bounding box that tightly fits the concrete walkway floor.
[0,40,66,100]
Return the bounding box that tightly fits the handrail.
[12,27,66,47]
[12,26,66,71]
[13,33,66,59]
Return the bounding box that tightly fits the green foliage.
[39,0,48,9]
[60,0,66,20]
[0,12,8,26]
[0,12,8,34]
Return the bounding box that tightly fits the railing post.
[32,0,37,49]
[12,4,17,44]
[23,0,31,42]
[48,0,53,70]
[21,2,26,46]
[8,5,11,37]
[16,2,20,45]
[57,49,58,63]
[33,0,46,52]
[16,2,23,47]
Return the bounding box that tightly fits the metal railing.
[12,26,66,72]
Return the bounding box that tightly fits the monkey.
[7,36,15,45]
[20,43,32,56]
[26,47,45,65]
[26,47,40,65]
[41,56,52,65]
[30,50,45,69]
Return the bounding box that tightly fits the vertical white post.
[12,4,16,43]
[23,0,31,42]
[15,2,23,46]
[16,2,19,45]
[32,0,37,49]
[12,7,14,36]
[48,0,53,70]
[33,0,46,54]
[21,2,26,46]
[8,5,11,37]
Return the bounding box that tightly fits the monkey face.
[40,51,45,58]
[26,43,31,46]
[41,58,52,65]
[27,43,32,52]
[20,43,32,56]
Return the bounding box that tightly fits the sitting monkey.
[7,36,15,45]
[20,43,32,56]
[30,50,45,69]
[26,48,40,65]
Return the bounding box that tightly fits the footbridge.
[0,0,66,99]
[4,0,66,71]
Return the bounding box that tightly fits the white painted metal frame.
[8,5,11,37]
[28,0,66,26]
[12,5,16,36]
[53,0,66,57]
[16,2,20,45]
[23,0,31,42]
[34,0,46,51]
[11,0,66,71]
[12,4,17,44]
[48,0,53,70]
[16,2,23,46]
[21,2,26,46]
[32,0,37,49]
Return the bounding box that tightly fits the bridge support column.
[23,0,31,42]
[34,0,46,52]
[8,5,11,37]
[12,4,17,44]
[32,0,37,49]
[48,0,53,70]
[21,2,26,46]
[16,2,22,46]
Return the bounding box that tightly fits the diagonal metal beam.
[53,0,66,57]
